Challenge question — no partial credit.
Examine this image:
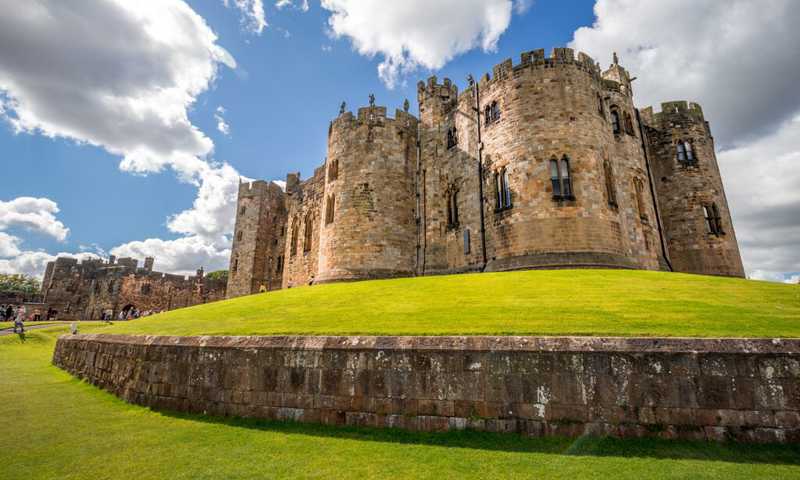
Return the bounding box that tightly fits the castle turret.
[315,103,419,283]
[641,101,745,277]
[463,48,660,272]
[143,257,154,272]
[226,180,287,298]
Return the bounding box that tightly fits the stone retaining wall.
[53,334,800,443]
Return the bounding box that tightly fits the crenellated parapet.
[466,48,602,95]
[640,101,706,129]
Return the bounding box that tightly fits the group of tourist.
[106,308,158,321]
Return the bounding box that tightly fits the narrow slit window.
[303,214,313,252]
[446,127,458,149]
[604,160,617,208]
[495,167,512,210]
[551,156,573,200]
[611,109,621,135]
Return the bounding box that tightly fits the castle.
[226,49,744,298]
[41,256,227,320]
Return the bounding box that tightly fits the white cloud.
[0,1,243,277]
[0,251,101,279]
[320,0,517,88]
[276,0,309,12]
[223,0,268,34]
[570,0,800,281]
[0,197,69,241]
[570,0,800,148]
[214,106,231,136]
[0,232,21,258]
[166,163,241,243]
[110,236,230,276]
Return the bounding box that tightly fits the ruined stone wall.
[54,334,800,443]
[316,106,419,283]
[41,257,226,320]
[227,181,288,298]
[641,102,745,277]
[283,169,325,288]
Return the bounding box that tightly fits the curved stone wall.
[468,49,661,272]
[54,334,800,443]
[316,107,419,283]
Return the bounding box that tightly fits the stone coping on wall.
[60,333,800,355]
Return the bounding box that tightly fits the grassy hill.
[104,269,800,338]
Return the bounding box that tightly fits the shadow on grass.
[157,409,800,466]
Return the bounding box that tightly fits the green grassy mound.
[2,327,799,479]
[104,269,800,337]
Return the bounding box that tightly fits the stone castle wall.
[227,181,287,298]
[316,107,419,283]
[42,257,226,320]
[54,334,800,443]
[641,102,745,277]
[226,47,745,298]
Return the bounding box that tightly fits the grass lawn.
[2,326,800,479]
[103,269,800,337]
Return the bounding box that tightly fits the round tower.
[472,48,661,272]
[641,101,745,277]
[315,104,419,283]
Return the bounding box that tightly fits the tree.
[205,270,228,282]
[0,274,41,296]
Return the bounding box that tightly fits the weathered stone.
[53,334,800,443]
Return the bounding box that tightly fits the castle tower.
[640,102,745,277]
[226,180,288,298]
[417,76,485,274]
[315,104,419,283]
[465,48,661,272]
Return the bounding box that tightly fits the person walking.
[12,306,25,334]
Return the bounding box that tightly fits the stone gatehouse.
[227,49,744,298]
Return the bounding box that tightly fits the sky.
[0,0,798,283]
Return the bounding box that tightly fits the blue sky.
[1,1,798,282]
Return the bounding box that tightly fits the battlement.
[238,179,276,198]
[472,48,601,91]
[640,101,706,128]
[417,76,458,101]
[333,105,417,129]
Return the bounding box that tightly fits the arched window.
[290,220,299,256]
[550,156,573,200]
[604,160,617,208]
[446,126,458,149]
[325,194,335,225]
[597,94,604,116]
[275,256,283,273]
[446,187,459,228]
[704,203,725,236]
[328,159,338,181]
[303,214,313,252]
[236,231,243,242]
[624,112,635,135]
[494,167,512,210]
[239,206,246,216]
[232,257,239,273]
[610,109,621,135]
[634,178,648,222]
